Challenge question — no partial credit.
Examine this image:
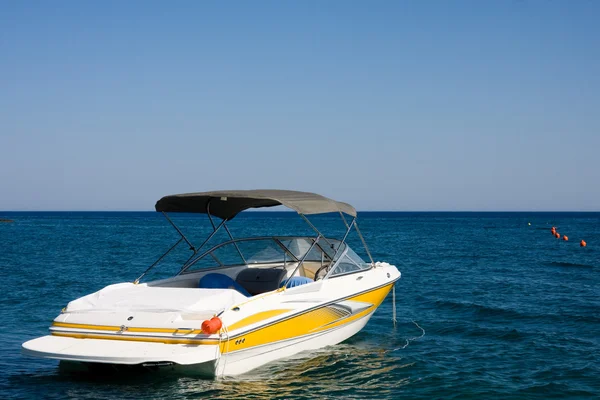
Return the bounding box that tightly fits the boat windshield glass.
[277,238,338,261]
[237,240,289,264]
[329,246,370,277]
[185,237,342,272]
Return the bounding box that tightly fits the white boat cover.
[66,283,248,315]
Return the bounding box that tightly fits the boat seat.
[235,267,287,296]
[198,273,252,297]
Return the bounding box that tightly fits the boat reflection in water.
[57,342,415,399]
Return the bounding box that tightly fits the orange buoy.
[550,227,556,233]
[554,232,560,238]
[563,235,568,241]
[201,316,222,334]
[580,240,587,247]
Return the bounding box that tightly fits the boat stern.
[22,335,221,368]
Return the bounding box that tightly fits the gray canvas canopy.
[155,190,357,220]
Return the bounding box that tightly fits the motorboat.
[22,190,401,377]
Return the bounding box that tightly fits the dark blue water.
[1,212,598,399]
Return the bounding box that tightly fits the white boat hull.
[25,309,375,378]
[23,264,400,378]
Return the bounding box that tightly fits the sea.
[0,211,598,399]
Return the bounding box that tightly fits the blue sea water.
[0,211,598,399]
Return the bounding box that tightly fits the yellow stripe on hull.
[227,309,293,331]
[51,331,217,346]
[224,282,393,352]
[52,322,203,335]
[52,308,293,336]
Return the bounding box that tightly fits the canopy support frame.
[282,234,321,289]
[331,217,356,261]
[163,212,196,252]
[273,238,301,262]
[354,221,374,265]
[134,237,183,284]
[180,219,227,271]
[206,199,217,231]
[208,198,247,265]
[136,191,370,283]
[300,214,334,250]
[223,223,248,265]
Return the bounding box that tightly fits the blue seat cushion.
[281,276,314,289]
[199,273,251,297]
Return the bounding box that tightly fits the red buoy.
[563,235,568,241]
[551,227,556,234]
[580,240,587,247]
[201,317,222,334]
[554,232,560,238]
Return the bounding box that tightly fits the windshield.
[237,240,289,264]
[328,246,370,277]
[184,237,343,272]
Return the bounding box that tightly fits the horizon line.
[2,210,599,213]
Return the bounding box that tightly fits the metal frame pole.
[223,223,247,265]
[273,238,300,262]
[179,219,227,273]
[354,221,374,265]
[282,235,321,288]
[338,211,350,229]
[206,199,217,231]
[134,237,183,284]
[162,212,196,252]
[300,214,334,249]
[331,217,356,261]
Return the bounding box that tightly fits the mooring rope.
[400,320,425,349]
[384,320,425,354]
[392,284,397,327]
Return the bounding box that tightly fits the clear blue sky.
[1,1,598,211]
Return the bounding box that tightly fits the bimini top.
[155,190,357,220]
